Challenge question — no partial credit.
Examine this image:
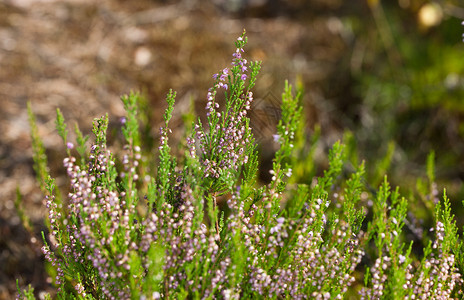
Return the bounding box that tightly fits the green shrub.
[18,31,463,299]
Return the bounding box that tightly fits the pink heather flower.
[120,117,126,124]
[67,142,74,149]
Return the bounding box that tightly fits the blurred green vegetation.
[335,0,464,226]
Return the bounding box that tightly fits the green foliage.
[154,89,177,210]
[121,91,141,148]
[16,283,38,300]
[55,108,69,154]
[14,187,33,235]
[372,141,395,187]
[436,190,460,255]
[74,123,89,166]
[27,101,50,194]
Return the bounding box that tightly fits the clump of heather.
[360,179,463,299]
[18,30,464,299]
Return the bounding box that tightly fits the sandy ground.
[0,0,354,298]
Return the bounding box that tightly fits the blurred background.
[0,0,463,298]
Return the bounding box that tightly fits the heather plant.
[18,31,464,299]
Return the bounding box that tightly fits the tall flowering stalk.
[194,32,260,194]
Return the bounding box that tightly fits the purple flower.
[219,73,227,81]
[67,142,74,149]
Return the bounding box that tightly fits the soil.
[0,0,357,298]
